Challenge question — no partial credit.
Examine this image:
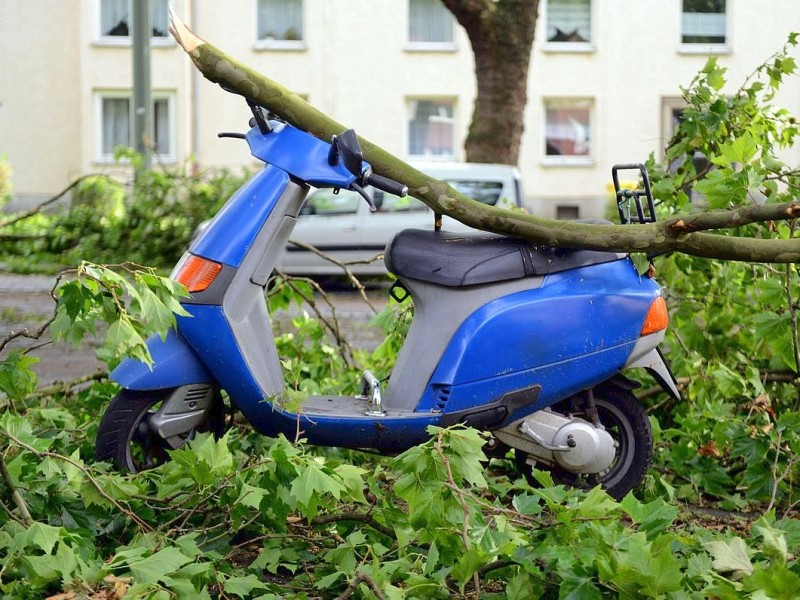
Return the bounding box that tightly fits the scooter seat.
[384,228,622,287]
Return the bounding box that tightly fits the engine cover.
[494,409,617,474]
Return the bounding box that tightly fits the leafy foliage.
[0,157,249,271]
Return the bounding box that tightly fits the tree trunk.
[442,0,540,165]
[168,14,800,263]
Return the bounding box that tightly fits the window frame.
[95,91,176,164]
[541,97,594,166]
[678,0,730,54]
[254,0,307,51]
[406,97,457,161]
[405,0,457,52]
[541,0,595,53]
[95,0,173,46]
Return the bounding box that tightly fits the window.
[408,99,455,159]
[408,0,454,49]
[681,0,727,45]
[543,99,592,163]
[99,0,169,40]
[257,0,304,47]
[545,0,592,47]
[556,205,581,220]
[98,93,174,161]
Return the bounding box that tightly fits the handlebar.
[364,172,408,198]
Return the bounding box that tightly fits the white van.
[277,162,526,276]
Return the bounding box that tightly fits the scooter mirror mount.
[328,129,364,177]
[246,100,272,135]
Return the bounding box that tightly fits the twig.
[0,174,116,229]
[311,511,396,540]
[0,448,33,525]
[286,240,381,313]
[0,270,66,355]
[434,430,480,597]
[0,428,152,531]
[21,372,108,402]
[0,493,27,526]
[334,571,388,600]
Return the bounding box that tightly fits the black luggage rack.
[612,163,658,225]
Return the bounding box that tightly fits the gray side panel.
[384,276,545,411]
[223,181,308,399]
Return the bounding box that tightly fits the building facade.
[2,0,799,218]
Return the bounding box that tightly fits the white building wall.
[0,1,83,201]
[2,1,799,219]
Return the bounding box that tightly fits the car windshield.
[301,178,507,215]
[301,188,360,215]
[448,180,504,205]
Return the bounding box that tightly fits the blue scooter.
[96,100,680,499]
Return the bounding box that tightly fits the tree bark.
[168,14,800,263]
[441,0,540,165]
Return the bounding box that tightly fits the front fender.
[111,328,213,391]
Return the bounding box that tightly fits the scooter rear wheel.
[95,388,225,472]
[514,385,652,500]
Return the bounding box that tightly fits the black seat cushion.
[384,229,621,287]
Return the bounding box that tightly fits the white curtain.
[547,0,591,43]
[102,98,130,155]
[258,0,304,41]
[153,99,170,155]
[152,0,169,37]
[101,0,129,36]
[409,0,453,43]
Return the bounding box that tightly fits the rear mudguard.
[111,328,213,391]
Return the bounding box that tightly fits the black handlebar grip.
[366,173,409,197]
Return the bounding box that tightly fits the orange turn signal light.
[174,255,222,293]
[641,296,669,336]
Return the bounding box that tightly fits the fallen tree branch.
[0,449,34,525]
[168,12,800,263]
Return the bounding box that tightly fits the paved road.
[0,273,388,386]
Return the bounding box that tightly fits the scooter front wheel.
[95,388,225,472]
[514,385,652,500]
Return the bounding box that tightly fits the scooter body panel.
[420,259,661,418]
[245,123,358,188]
[176,304,439,451]
[190,165,290,268]
[111,329,214,390]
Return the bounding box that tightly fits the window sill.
[407,154,456,162]
[93,37,175,48]
[541,42,596,54]
[541,156,594,167]
[253,40,307,51]
[404,42,458,53]
[677,43,731,55]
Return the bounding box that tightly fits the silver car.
[278,162,526,276]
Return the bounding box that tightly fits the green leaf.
[236,483,267,510]
[705,537,754,579]
[290,461,346,509]
[746,564,800,599]
[22,522,63,554]
[125,546,194,585]
[620,494,678,536]
[755,524,788,566]
[0,350,39,400]
[575,487,618,519]
[223,574,269,598]
[558,571,603,600]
